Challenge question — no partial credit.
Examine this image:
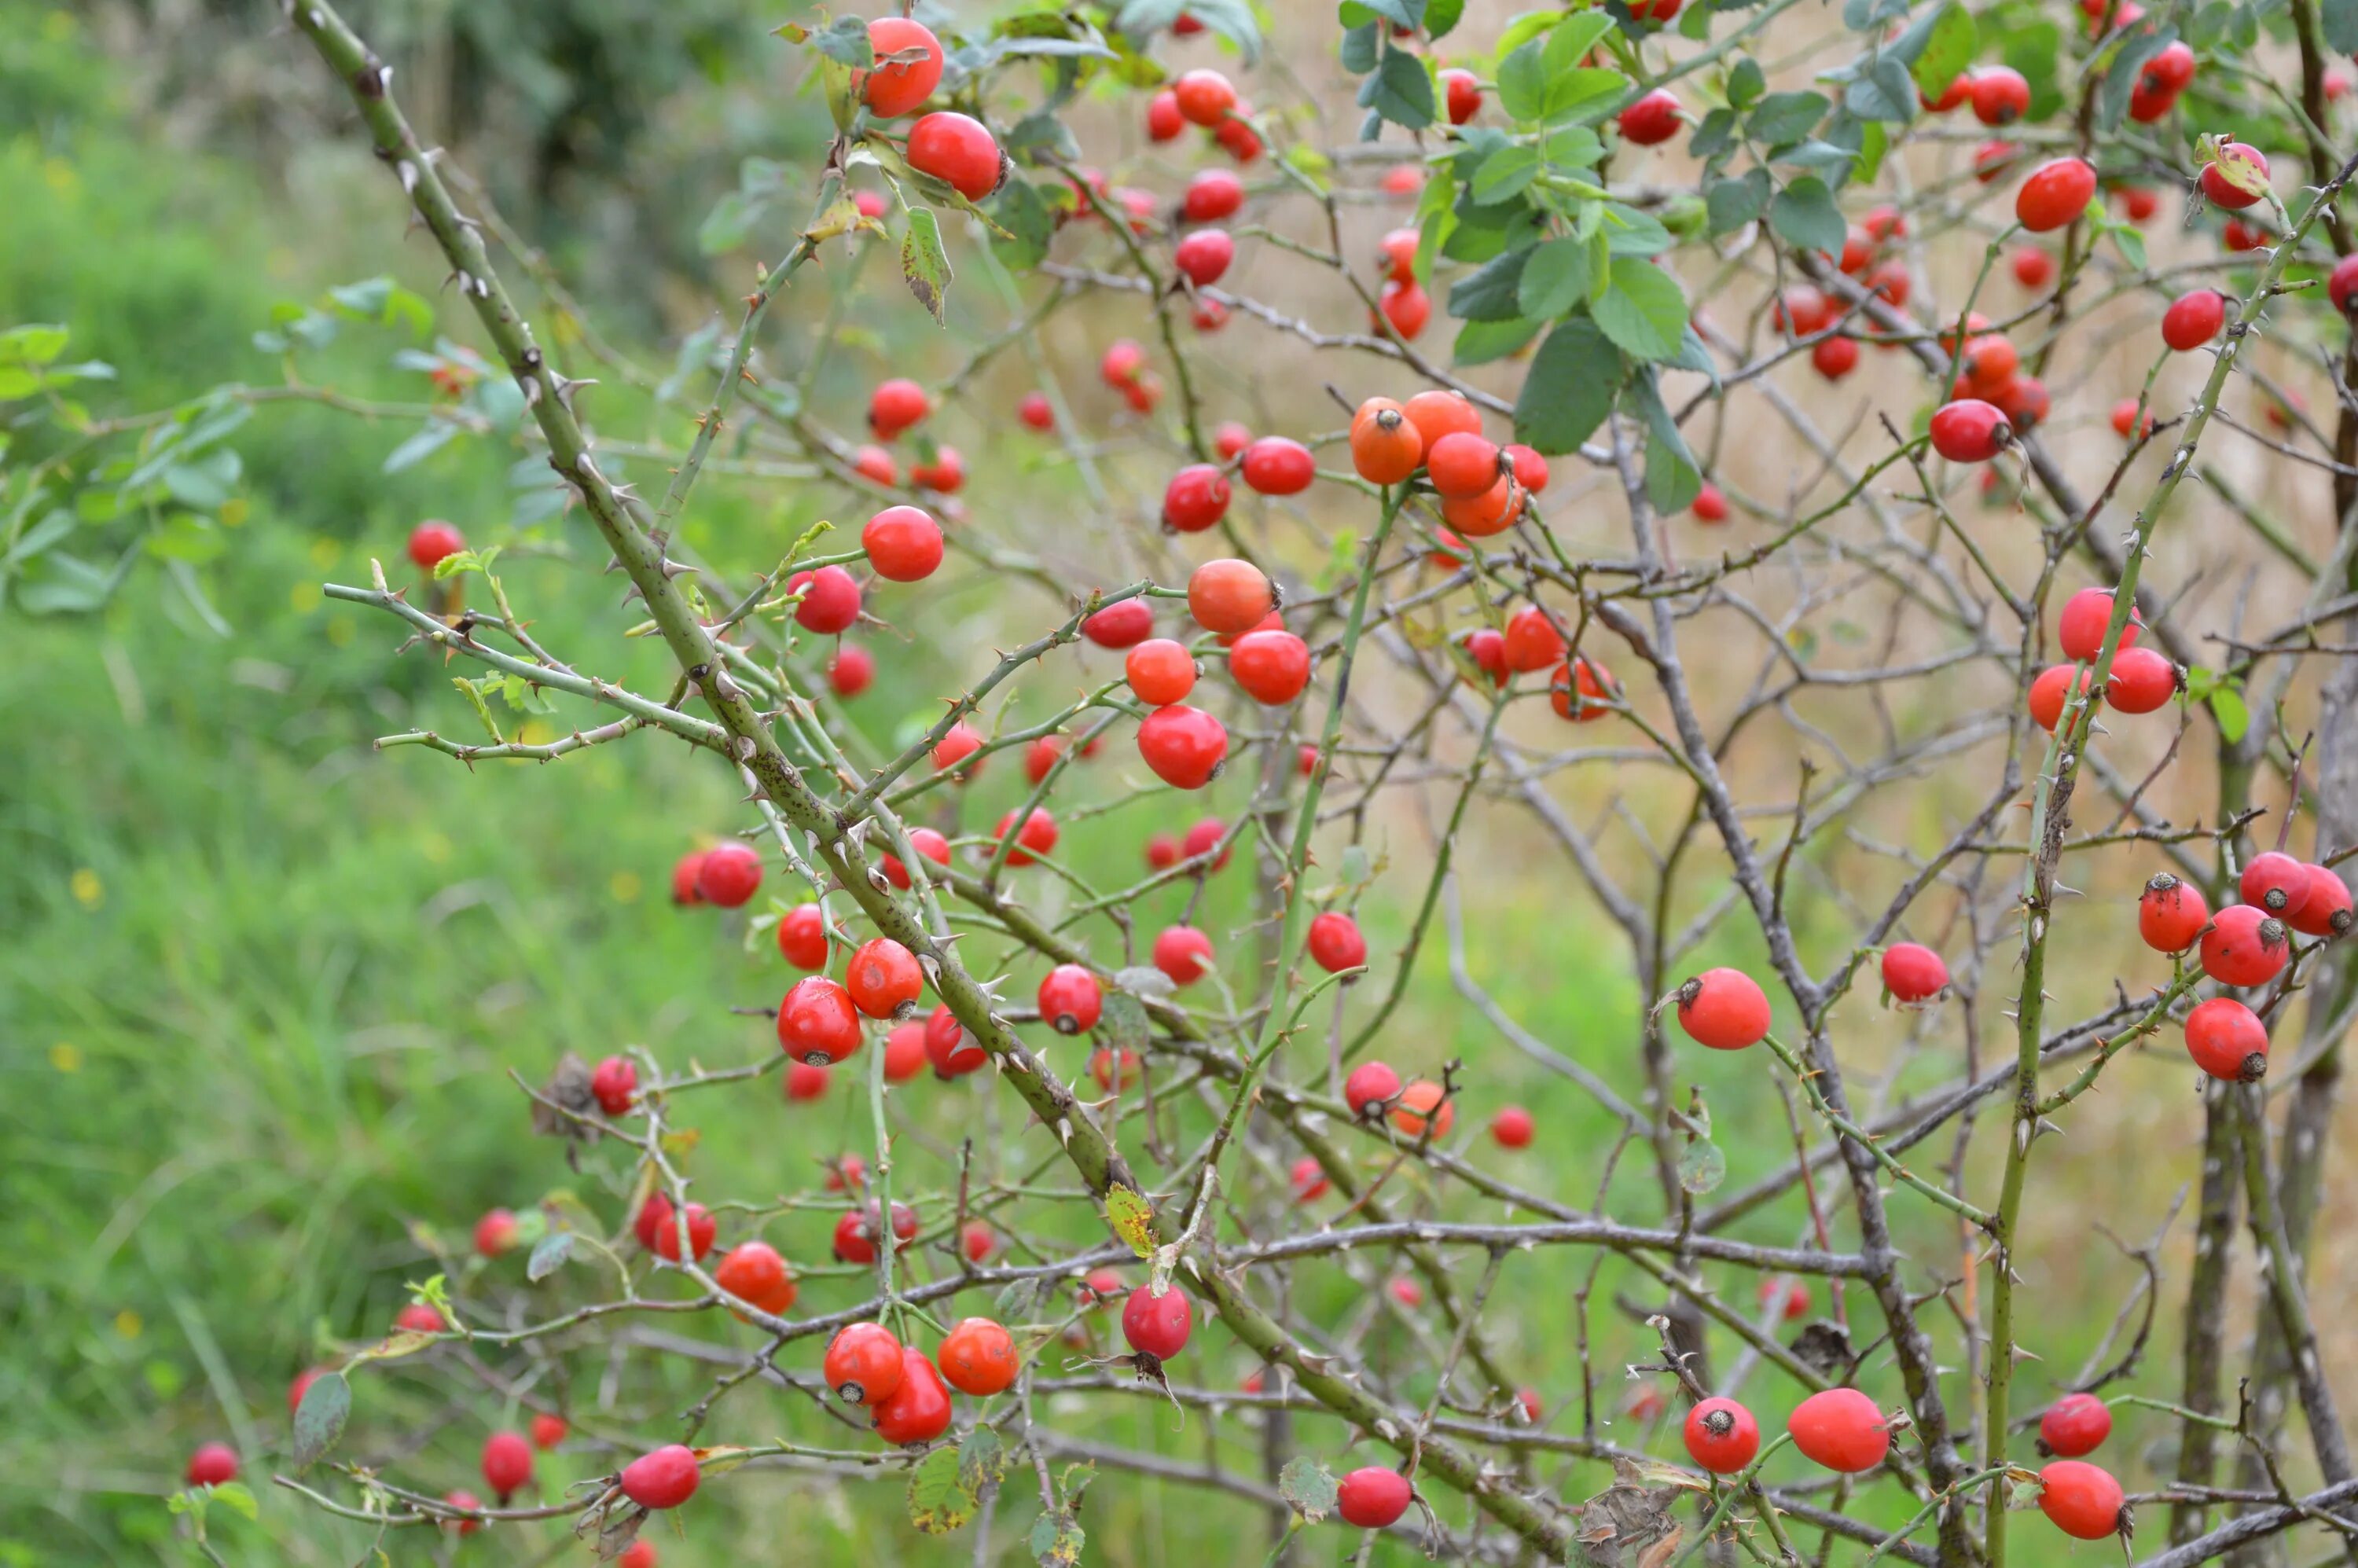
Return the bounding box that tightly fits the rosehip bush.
[102,0,2358,1562]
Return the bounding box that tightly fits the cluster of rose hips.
[2143,842,2351,1083]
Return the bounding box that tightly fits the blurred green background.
[0,6,2209,1565]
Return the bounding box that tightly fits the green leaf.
[1541,124,1604,167]
[1453,316,1544,365]
[1279,1456,1340,1521]
[908,1445,979,1534]
[1339,20,1379,72]
[1030,1509,1086,1566]
[1496,39,1550,119]
[902,208,954,325]
[1900,3,1977,94]
[1361,45,1437,129]
[1544,13,1617,73]
[1688,106,1739,161]
[1540,68,1629,123]
[207,1482,259,1522]
[2323,0,2358,50]
[1602,204,1674,257]
[380,422,457,476]
[1425,0,1467,37]
[1625,370,1702,513]
[1592,257,1688,362]
[1678,1139,1728,1195]
[1855,118,1890,184]
[698,189,762,255]
[1514,317,1622,454]
[1844,57,1916,123]
[800,15,874,68]
[1448,247,1531,321]
[2110,220,2147,270]
[1518,239,1592,318]
[292,1371,351,1471]
[959,1427,1008,1494]
[163,449,241,507]
[989,181,1057,272]
[1706,170,1772,234]
[2208,684,2250,742]
[527,1229,575,1282]
[1749,90,1830,145]
[1469,145,1541,204]
[0,324,68,365]
[1105,1184,1158,1257]
[1768,176,1847,255]
[1727,57,1766,108]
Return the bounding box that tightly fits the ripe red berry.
[1880,942,1948,1003]
[862,505,943,582]
[1121,1283,1193,1359]
[1038,964,1103,1034]
[2200,903,2289,987]
[777,902,829,970]
[869,377,930,439]
[2200,141,2269,209]
[1083,598,1155,648]
[670,850,707,906]
[1137,704,1229,789]
[2240,850,2312,917]
[1163,464,1232,533]
[650,1200,716,1262]
[1308,911,1368,973]
[1674,968,1770,1050]
[1174,228,1234,287]
[881,1024,926,1082]
[925,1004,986,1077]
[696,841,763,907]
[407,520,465,571]
[185,1442,240,1487]
[1551,656,1616,722]
[1183,169,1244,222]
[1761,1276,1812,1320]
[1126,639,1198,707]
[2104,646,2178,714]
[933,722,986,777]
[1389,1080,1453,1140]
[860,17,944,118]
[2162,289,2225,351]
[2185,997,2270,1081]
[1788,1388,1890,1472]
[1425,431,1502,499]
[1503,608,1566,674]
[905,112,1005,202]
[1962,334,2019,398]
[851,444,897,486]
[1344,1060,1401,1115]
[1230,628,1312,705]
[2027,664,2094,733]
[2139,874,2210,953]
[2287,865,2354,938]
[1618,89,1682,146]
[828,643,875,697]
[1177,816,1229,868]
[826,1322,905,1405]
[2331,255,2358,314]
[1336,1466,1412,1528]
[475,1208,520,1257]
[1240,436,1316,496]
[531,1412,567,1450]
[784,1059,830,1102]
[2012,247,2055,288]
[1017,391,1055,431]
[1930,399,2011,462]
[960,1224,996,1265]
[788,564,862,633]
[1504,443,1550,493]
[1146,88,1184,141]
[871,1348,954,1445]
[1692,483,1728,523]
[846,937,923,1019]
[1153,924,1216,986]
[1441,67,1482,125]
[1290,1156,1329,1201]
[396,1301,449,1334]
[2059,587,2141,663]
[2038,1460,2127,1540]
[1968,65,2029,125]
[833,1200,918,1265]
[439,1491,483,1534]
[620,1445,701,1510]
[2015,156,2096,232]
[912,449,965,492]
[1490,1104,1534,1148]
[1173,68,1237,127]
[479,1430,534,1500]
[995,806,1059,867]
[1921,75,1968,111]
[2110,398,2155,439]
[1090,1045,1142,1091]
[1684,1397,1761,1473]
[1350,397,1425,483]
[2040,1393,2112,1457]
[1376,279,1431,338]
[779,975,864,1065]
[937,1316,1020,1396]
[1811,335,1859,380]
